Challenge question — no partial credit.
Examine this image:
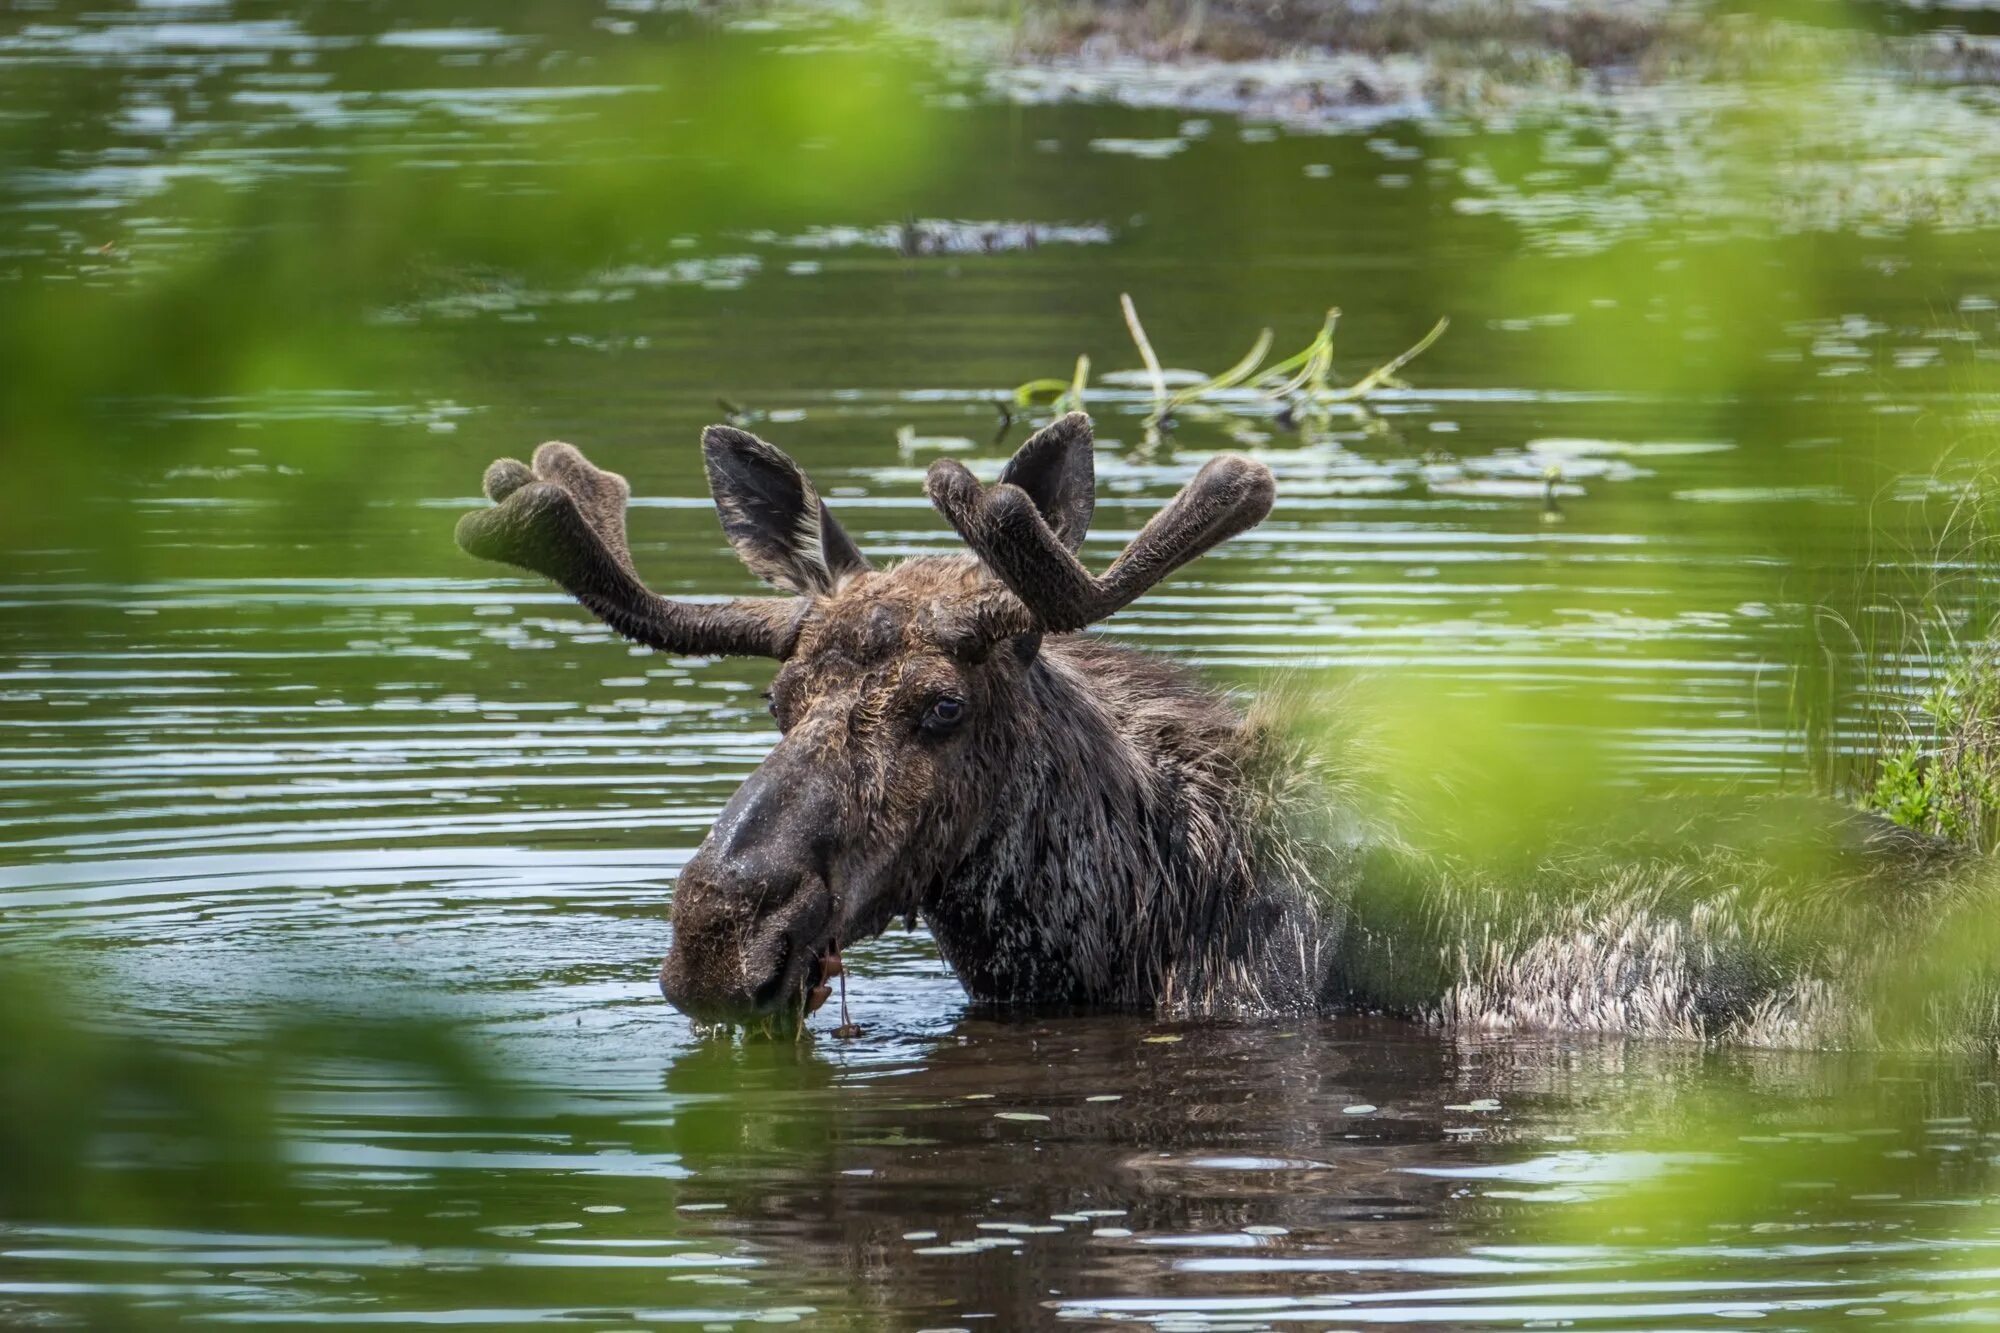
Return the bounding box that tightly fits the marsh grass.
[1865,648,2000,849]
[1793,458,2000,850]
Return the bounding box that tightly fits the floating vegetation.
[743,218,1112,256]
[1011,353,1092,416]
[1009,294,1446,436]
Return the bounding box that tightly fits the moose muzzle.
[658,742,843,1023]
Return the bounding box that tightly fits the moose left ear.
[998,411,1095,553]
[702,426,871,595]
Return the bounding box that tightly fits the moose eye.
[763,688,792,732]
[921,695,966,735]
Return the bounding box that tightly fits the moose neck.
[921,635,1326,1013]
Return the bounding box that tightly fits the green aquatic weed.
[1865,650,2000,850]
[1011,296,1447,433]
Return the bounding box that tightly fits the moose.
[456,413,1985,1046]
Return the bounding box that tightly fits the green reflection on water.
[5,0,2000,1327]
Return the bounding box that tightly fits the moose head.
[456,414,1274,1024]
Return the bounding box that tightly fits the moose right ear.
[702,426,871,596]
[998,411,1095,553]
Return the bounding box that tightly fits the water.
[5,3,2000,1327]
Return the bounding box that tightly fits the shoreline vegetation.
[1807,465,2000,853]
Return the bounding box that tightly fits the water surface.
[5,4,2000,1327]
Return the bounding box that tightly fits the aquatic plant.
[1794,459,2000,843]
[1010,294,1447,433]
[1010,352,1092,415]
[1864,650,2000,850]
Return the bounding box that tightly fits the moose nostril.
[807,830,837,887]
[750,934,794,1012]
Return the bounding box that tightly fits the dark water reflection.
[8,1020,2000,1327]
[6,1,2000,1327]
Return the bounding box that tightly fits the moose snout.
[658,749,840,1023]
[659,864,832,1021]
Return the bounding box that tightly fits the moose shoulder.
[455,413,1967,1044]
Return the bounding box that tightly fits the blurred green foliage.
[0,961,506,1229]
[0,8,951,564]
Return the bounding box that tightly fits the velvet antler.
[926,413,1275,635]
[456,441,802,658]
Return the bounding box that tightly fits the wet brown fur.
[759,554,1331,1014]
